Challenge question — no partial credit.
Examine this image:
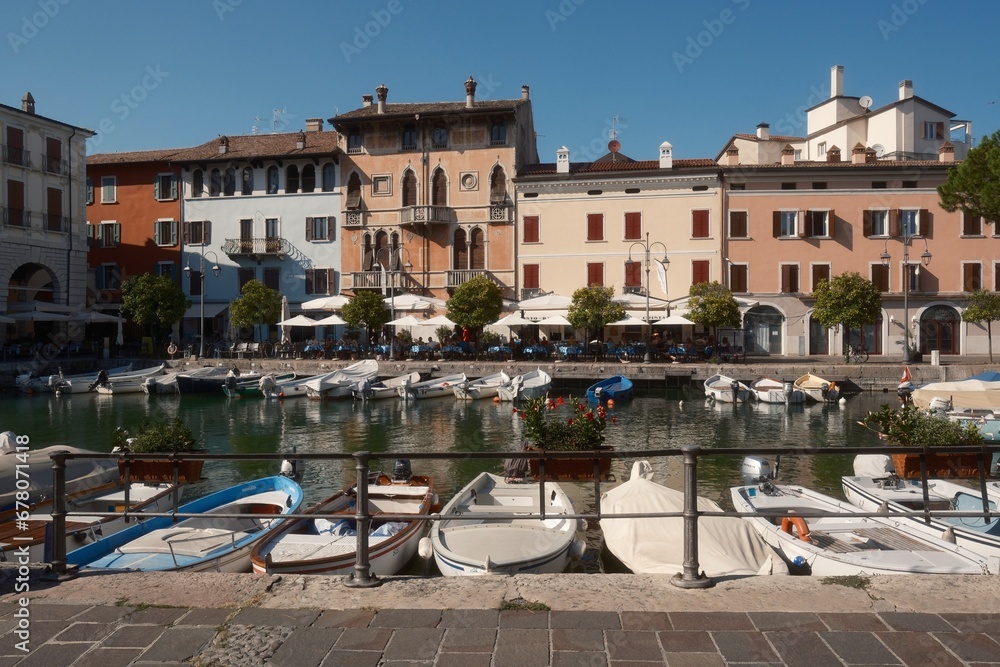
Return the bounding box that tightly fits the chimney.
[362,94,373,108]
[21,91,35,114]
[375,84,388,114]
[725,145,740,165]
[899,79,913,100]
[939,141,955,163]
[305,118,323,132]
[851,142,867,164]
[865,147,878,163]
[781,144,795,166]
[521,85,530,100]
[218,136,229,155]
[465,76,477,109]
[296,131,306,150]
[756,122,770,140]
[556,146,570,174]
[827,145,841,163]
[659,141,673,169]
[831,65,844,98]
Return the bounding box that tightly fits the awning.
[184,303,229,319]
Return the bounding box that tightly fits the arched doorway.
[744,305,783,355]
[919,305,960,355]
[7,262,58,305]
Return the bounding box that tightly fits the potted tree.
[863,404,983,478]
[115,417,205,482]
[514,396,615,480]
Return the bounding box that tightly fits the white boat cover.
[911,372,1000,411]
[601,461,786,577]
[853,455,895,478]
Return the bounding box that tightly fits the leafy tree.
[811,272,882,362]
[120,273,190,344]
[962,289,1000,362]
[341,290,389,344]
[684,281,741,331]
[446,276,504,348]
[567,285,625,345]
[228,280,281,342]
[938,130,1000,223]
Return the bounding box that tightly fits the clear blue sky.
[3,0,998,161]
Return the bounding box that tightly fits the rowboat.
[794,373,841,403]
[452,371,511,400]
[261,371,340,399]
[143,367,218,395]
[429,472,584,576]
[175,368,261,395]
[251,463,436,576]
[222,371,295,397]
[401,373,467,400]
[704,374,750,403]
[731,457,991,575]
[28,364,133,394]
[497,368,552,402]
[750,377,805,404]
[352,371,421,401]
[1,443,120,515]
[305,359,379,400]
[586,375,633,403]
[93,365,168,395]
[67,476,303,572]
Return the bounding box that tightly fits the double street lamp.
[184,250,221,359]
[376,246,411,361]
[880,228,931,363]
[625,232,669,362]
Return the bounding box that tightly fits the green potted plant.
[863,404,983,478]
[115,417,205,482]
[514,396,615,480]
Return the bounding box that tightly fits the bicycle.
[847,344,869,364]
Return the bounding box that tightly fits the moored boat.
[401,373,467,400]
[93,365,167,395]
[911,371,1000,412]
[586,375,633,403]
[452,371,511,401]
[750,377,805,404]
[222,371,295,398]
[352,371,421,401]
[34,364,133,394]
[704,374,750,403]
[305,359,379,400]
[176,367,260,395]
[143,367,218,395]
[497,368,552,402]
[794,373,841,403]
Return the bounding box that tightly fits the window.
[872,181,887,189]
[781,182,796,190]
[242,167,254,195]
[305,268,334,295]
[624,260,642,288]
[871,264,889,292]
[183,220,211,245]
[523,263,539,289]
[691,209,710,238]
[433,168,448,206]
[155,262,175,281]
[692,260,710,285]
[301,164,316,193]
[996,262,1000,291]
[453,228,468,269]
[490,121,507,146]
[773,210,799,237]
[864,209,888,237]
[45,137,62,173]
[86,178,94,205]
[266,166,279,194]
[209,169,221,197]
[4,126,25,166]
[780,264,799,293]
[729,211,748,239]
[904,263,921,292]
[46,187,63,231]
[812,264,831,291]
[402,170,417,208]
[812,182,827,190]
[729,264,748,293]
[286,165,299,194]
[624,212,641,240]
[523,215,539,243]
[794,149,802,161]
[223,168,236,196]
[347,128,362,153]
[372,174,391,196]
[99,222,121,248]
[962,211,983,236]
[237,268,254,292]
[239,219,253,250]
[900,209,919,236]
[188,269,203,297]
[964,263,983,292]
[402,125,417,150]
[101,176,116,203]
[192,170,204,197]
[489,166,506,204]
[431,126,448,148]
[305,216,333,242]
[265,218,280,251]
[99,264,121,290]
[817,142,827,157]
[586,213,604,241]
[153,219,178,246]
[902,181,917,189]
[6,179,25,225]
[154,173,177,201]
[263,267,280,290]
[470,228,485,270]
[806,210,831,238]
[346,172,362,209]
[322,163,336,192]
[924,121,945,140]
[586,262,604,287]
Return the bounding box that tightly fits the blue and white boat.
[586,375,633,403]
[67,476,303,573]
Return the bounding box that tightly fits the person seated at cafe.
[717,336,733,361]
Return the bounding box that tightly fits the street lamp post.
[184,250,221,359]
[880,227,931,363]
[625,232,669,362]
[376,246,411,361]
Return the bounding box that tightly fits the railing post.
[48,450,73,579]
[671,445,714,589]
[344,451,382,588]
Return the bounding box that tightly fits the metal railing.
[221,237,290,257]
[44,443,1000,587]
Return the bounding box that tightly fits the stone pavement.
[2,570,999,666]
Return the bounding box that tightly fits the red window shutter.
[587,213,604,241]
[624,261,642,287]
[692,260,709,285]
[729,211,747,238]
[692,210,709,238]
[730,264,747,293]
[523,264,539,289]
[204,221,212,245]
[523,216,539,243]
[772,211,781,238]
[305,217,314,241]
[305,269,314,294]
[586,262,604,287]
[918,209,930,236]
[624,212,641,240]
[890,209,901,237]
[327,217,335,241]
[863,210,872,237]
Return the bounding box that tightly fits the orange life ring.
[780,515,811,541]
[166,343,178,356]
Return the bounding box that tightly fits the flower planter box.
[118,458,204,483]
[891,452,981,479]
[528,447,613,481]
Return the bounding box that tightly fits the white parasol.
[279,295,291,344]
[277,314,319,327]
[535,315,572,327]
[653,314,695,326]
[424,314,456,328]
[609,314,647,326]
[301,295,351,311]
[315,313,347,326]
[517,293,572,310]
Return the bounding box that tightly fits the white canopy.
[535,315,573,327]
[8,300,77,313]
[386,293,445,311]
[654,314,695,326]
[72,311,123,323]
[494,313,534,327]
[613,293,669,309]
[387,314,423,327]
[7,311,72,322]
[424,314,456,327]
[279,295,292,344]
[301,295,351,310]
[518,293,572,310]
[277,315,318,327]
[608,314,647,327]
[314,313,347,326]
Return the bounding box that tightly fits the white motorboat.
[600,461,786,577]
[305,359,379,400]
[93,365,167,395]
[704,374,750,403]
[793,373,841,403]
[26,364,133,394]
[497,368,552,402]
[251,463,436,576]
[142,367,218,395]
[452,371,511,401]
[429,472,584,576]
[223,371,296,398]
[401,373,467,400]
[1,441,120,514]
[750,377,806,404]
[731,457,991,576]
[912,371,1000,412]
[261,371,338,399]
[353,371,421,401]
[175,367,261,395]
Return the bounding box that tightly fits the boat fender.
[570,539,587,560]
[780,515,811,542]
[430,493,441,512]
[941,526,957,544]
[417,537,434,560]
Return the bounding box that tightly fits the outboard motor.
[730,380,741,402]
[782,380,793,403]
[741,455,779,485]
[88,368,110,391]
[393,458,412,482]
[820,382,830,401]
[279,447,304,482]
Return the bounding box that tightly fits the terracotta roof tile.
[720,159,952,171]
[518,158,717,177]
[733,133,805,142]
[169,131,340,163]
[87,148,185,165]
[332,99,525,123]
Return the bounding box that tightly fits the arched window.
[374,231,389,270]
[362,233,375,271]
[286,165,299,193]
[470,228,485,270]
[920,305,961,355]
[223,167,236,196]
[322,163,336,192]
[241,167,254,195]
[490,165,507,203]
[401,169,417,207]
[301,164,316,193]
[490,121,507,146]
[432,168,447,206]
[192,169,204,197]
[346,172,362,210]
[267,166,279,194]
[209,169,222,197]
[453,229,468,269]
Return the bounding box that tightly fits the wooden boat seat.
[808,527,943,554]
[267,533,394,561]
[117,527,252,557]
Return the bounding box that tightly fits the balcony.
[222,237,290,258]
[446,269,490,288]
[43,155,67,175]
[342,210,366,227]
[349,270,415,291]
[489,204,512,222]
[400,205,454,225]
[623,285,645,295]
[520,288,542,300]
[1,145,29,168]
[44,213,67,233]
[2,207,30,228]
